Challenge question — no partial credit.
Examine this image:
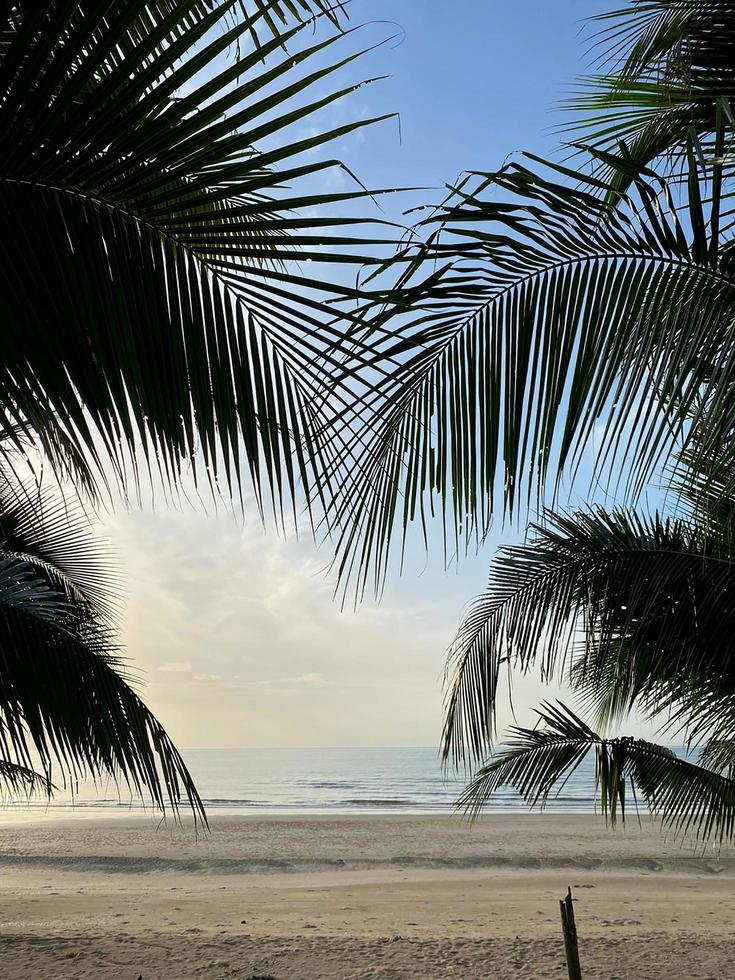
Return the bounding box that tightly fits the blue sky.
[332,0,609,195]
[103,1,658,750]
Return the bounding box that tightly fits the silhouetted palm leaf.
[0,468,204,821]
[442,505,735,767]
[462,702,735,842]
[0,760,52,799]
[1,1,389,519]
[567,2,735,195]
[330,149,735,598]
[441,420,735,842]
[246,0,346,41]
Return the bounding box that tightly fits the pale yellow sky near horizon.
[97,496,659,752]
[101,501,475,750]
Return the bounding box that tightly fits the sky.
[100,0,646,751]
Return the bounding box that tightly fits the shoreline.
[0,803,605,820]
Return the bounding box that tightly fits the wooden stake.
[559,886,582,980]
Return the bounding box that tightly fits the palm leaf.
[565,1,735,195]
[588,2,732,79]
[462,701,735,843]
[0,1,392,521]
[0,760,53,800]
[0,473,204,821]
[442,506,735,766]
[246,0,346,41]
[1,2,347,62]
[328,150,735,599]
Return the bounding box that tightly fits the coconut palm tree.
[442,438,735,842]
[315,1,735,837]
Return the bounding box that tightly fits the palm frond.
[670,427,735,529]
[0,1,392,520]
[0,473,204,821]
[0,479,116,620]
[459,702,622,821]
[327,150,735,599]
[566,2,735,194]
[442,506,735,766]
[246,0,347,41]
[462,701,735,842]
[699,737,735,776]
[0,760,53,799]
[586,1,730,78]
[1,2,347,64]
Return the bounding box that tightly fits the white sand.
[0,813,732,978]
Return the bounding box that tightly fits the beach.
[0,813,732,978]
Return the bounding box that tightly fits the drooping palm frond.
[442,506,735,767]
[670,422,735,529]
[459,703,628,821]
[1,2,348,68]
[328,149,735,599]
[146,0,349,50]
[0,760,53,799]
[0,472,116,619]
[0,1,391,518]
[699,737,735,776]
[0,473,204,822]
[462,702,735,843]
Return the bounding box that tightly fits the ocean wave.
[339,798,439,807]
[310,781,356,789]
[0,798,599,814]
[0,746,636,814]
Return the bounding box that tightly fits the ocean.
[2,746,605,816]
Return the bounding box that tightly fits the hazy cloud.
[98,502,466,748]
[99,498,653,750]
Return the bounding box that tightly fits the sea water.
[0,746,604,816]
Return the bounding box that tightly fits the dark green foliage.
[567,1,735,196]
[0,457,204,820]
[463,703,735,842]
[442,435,735,841]
[311,0,735,843]
[0,1,388,517]
[0,0,379,818]
[329,145,735,598]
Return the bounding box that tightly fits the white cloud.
[290,672,330,686]
[100,498,628,750]
[94,497,664,751]
[249,672,334,689]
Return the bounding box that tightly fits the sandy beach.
[0,813,732,978]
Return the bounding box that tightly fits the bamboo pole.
[559,886,582,980]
